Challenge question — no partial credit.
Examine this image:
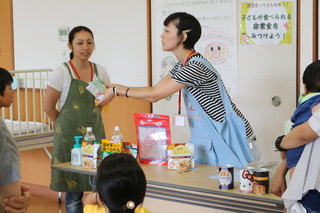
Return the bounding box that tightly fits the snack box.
[167,143,194,170]
[81,141,100,169]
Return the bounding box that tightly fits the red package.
[134,113,171,165]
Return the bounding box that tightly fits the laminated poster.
[240,1,293,45]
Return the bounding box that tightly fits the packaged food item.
[123,142,138,159]
[167,143,194,170]
[239,167,254,193]
[134,113,171,165]
[86,77,106,100]
[253,168,269,195]
[81,141,100,169]
[218,165,234,190]
[94,140,102,167]
[246,161,278,187]
[101,139,122,159]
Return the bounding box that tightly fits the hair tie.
[122,200,135,210]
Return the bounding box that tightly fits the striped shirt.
[170,53,254,139]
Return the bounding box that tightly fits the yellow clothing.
[136,206,152,213]
[84,204,105,213]
[84,204,151,213]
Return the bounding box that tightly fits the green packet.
[86,77,107,100]
[92,77,106,90]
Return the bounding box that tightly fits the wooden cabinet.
[0,0,14,70]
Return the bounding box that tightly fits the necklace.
[69,60,93,82]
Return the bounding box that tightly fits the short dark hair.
[303,60,320,92]
[68,26,94,60]
[97,153,147,213]
[164,12,201,50]
[0,67,13,96]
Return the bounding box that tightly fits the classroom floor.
[27,195,66,213]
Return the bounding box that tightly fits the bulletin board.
[151,1,239,97]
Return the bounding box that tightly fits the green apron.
[50,62,105,192]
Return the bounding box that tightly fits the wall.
[13,0,148,87]
[0,1,14,70]
[13,0,317,188]
[13,0,150,188]
[152,0,301,164]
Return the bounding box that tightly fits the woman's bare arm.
[97,74,185,104]
[44,86,61,122]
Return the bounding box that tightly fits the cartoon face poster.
[153,0,239,98]
[240,1,293,45]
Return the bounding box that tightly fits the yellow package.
[101,139,122,159]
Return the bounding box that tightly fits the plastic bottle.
[84,127,96,142]
[112,126,123,152]
[71,136,83,165]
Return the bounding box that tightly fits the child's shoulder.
[135,206,152,213]
[83,204,106,213]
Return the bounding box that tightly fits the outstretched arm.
[96,74,185,104]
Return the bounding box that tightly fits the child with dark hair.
[271,60,320,212]
[286,60,320,176]
[83,153,150,213]
[0,67,31,213]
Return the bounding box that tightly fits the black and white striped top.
[170,53,254,139]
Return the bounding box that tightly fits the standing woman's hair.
[164,12,202,50]
[0,67,13,96]
[68,26,94,60]
[96,153,147,213]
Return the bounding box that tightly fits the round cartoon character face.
[161,56,176,78]
[204,42,228,65]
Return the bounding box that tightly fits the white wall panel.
[13,0,148,87]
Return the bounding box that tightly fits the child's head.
[303,60,320,93]
[96,153,147,213]
[0,67,14,108]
